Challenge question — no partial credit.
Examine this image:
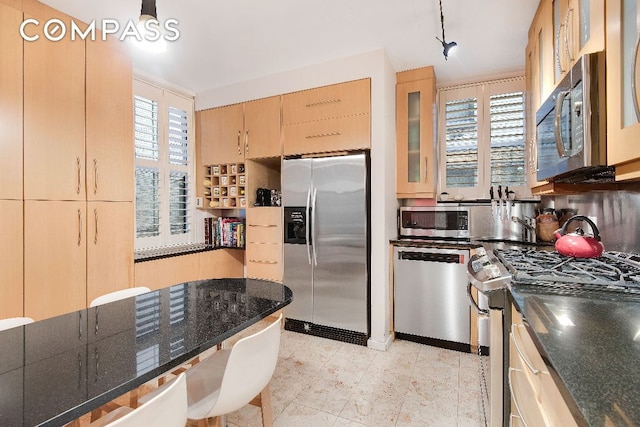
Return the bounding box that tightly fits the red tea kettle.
[554,215,604,258]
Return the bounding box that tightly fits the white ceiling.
[40,0,538,95]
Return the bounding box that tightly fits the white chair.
[89,286,151,421]
[185,314,283,427]
[89,287,151,307]
[89,373,188,427]
[0,317,34,331]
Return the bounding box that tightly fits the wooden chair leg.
[249,384,273,427]
[90,408,102,422]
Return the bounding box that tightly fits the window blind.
[489,91,526,186]
[444,97,479,188]
[135,167,160,238]
[168,107,189,166]
[134,96,159,161]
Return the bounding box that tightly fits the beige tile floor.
[225,325,489,427]
[76,320,488,427]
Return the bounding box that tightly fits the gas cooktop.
[494,248,640,295]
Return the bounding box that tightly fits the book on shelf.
[208,217,245,249]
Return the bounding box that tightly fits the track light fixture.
[435,0,457,60]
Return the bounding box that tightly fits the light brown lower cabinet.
[24,201,87,321]
[0,200,23,318]
[510,306,577,427]
[86,201,134,306]
[134,249,245,291]
[246,207,283,282]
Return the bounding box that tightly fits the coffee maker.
[255,188,271,206]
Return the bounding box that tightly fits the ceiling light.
[135,0,167,53]
[435,0,457,60]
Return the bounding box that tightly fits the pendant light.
[136,0,167,53]
[435,0,457,60]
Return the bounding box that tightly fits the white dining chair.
[89,287,151,307]
[0,317,34,331]
[89,286,151,421]
[185,314,283,427]
[89,373,188,427]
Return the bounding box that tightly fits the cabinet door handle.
[93,159,98,195]
[563,7,574,64]
[305,132,341,139]
[237,130,242,155]
[508,368,531,427]
[78,208,83,246]
[249,259,278,264]
[632,33,640,123]
[305,98,341,108]
[245,129,249,154]
[424,156,428,183]
[76,157,82,195]
[555,23,566,74]
[511,326,541,375]
[248,224,277,228]
[94,208,99,245]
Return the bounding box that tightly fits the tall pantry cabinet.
[10,0,134,320]
[0,1,24,318]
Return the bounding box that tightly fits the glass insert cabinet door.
[606,0,640,173]
[396,74,436,198]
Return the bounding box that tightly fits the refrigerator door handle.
[305,188,312,265]
[312,188,318,266]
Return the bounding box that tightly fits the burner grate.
[494,248,640,294]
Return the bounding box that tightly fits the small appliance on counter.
[254,188,272,206]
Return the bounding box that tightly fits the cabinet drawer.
[509,367,547,427]
[538,370,578,427]
[246,243,282,282]
[283,114,370,156]
[246,207,281,226]
[247,224,281,244]
[282,79,370,125]
[511,324,548,377]
[246,243,282,263]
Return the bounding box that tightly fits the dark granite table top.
[0,278,292,427]
[509,283,640,427]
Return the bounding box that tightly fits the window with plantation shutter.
[438,78,526,199]
[134,80,195,250]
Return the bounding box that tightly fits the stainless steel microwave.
[536,51,609,182]
[398,206,469,238]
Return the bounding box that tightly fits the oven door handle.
[553,90,570,158]
[467,283,489,318]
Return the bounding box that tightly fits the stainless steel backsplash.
[538,191,640,253]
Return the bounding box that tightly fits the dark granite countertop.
[0,278,292,427]
[509,283,640,426]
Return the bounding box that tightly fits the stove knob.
[475,247,487,257]
[484,264,502,279]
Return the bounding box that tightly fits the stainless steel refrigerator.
[282,153,369,345]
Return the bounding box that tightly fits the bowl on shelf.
[453,195,464,201]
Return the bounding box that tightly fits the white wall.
[197,49,397,350]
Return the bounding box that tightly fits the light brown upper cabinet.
[606,0,640,180]
[526,0,553,190]
[23,1,86,201]
[552,0,605,85]
[197,103,245,165]
[0,2,23,200]
[396,67,436,199]
[0,200,23,318]
[86,34,134,202]
[282,79,371,156]
[244,96,282,159]
[24,201,87,321]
